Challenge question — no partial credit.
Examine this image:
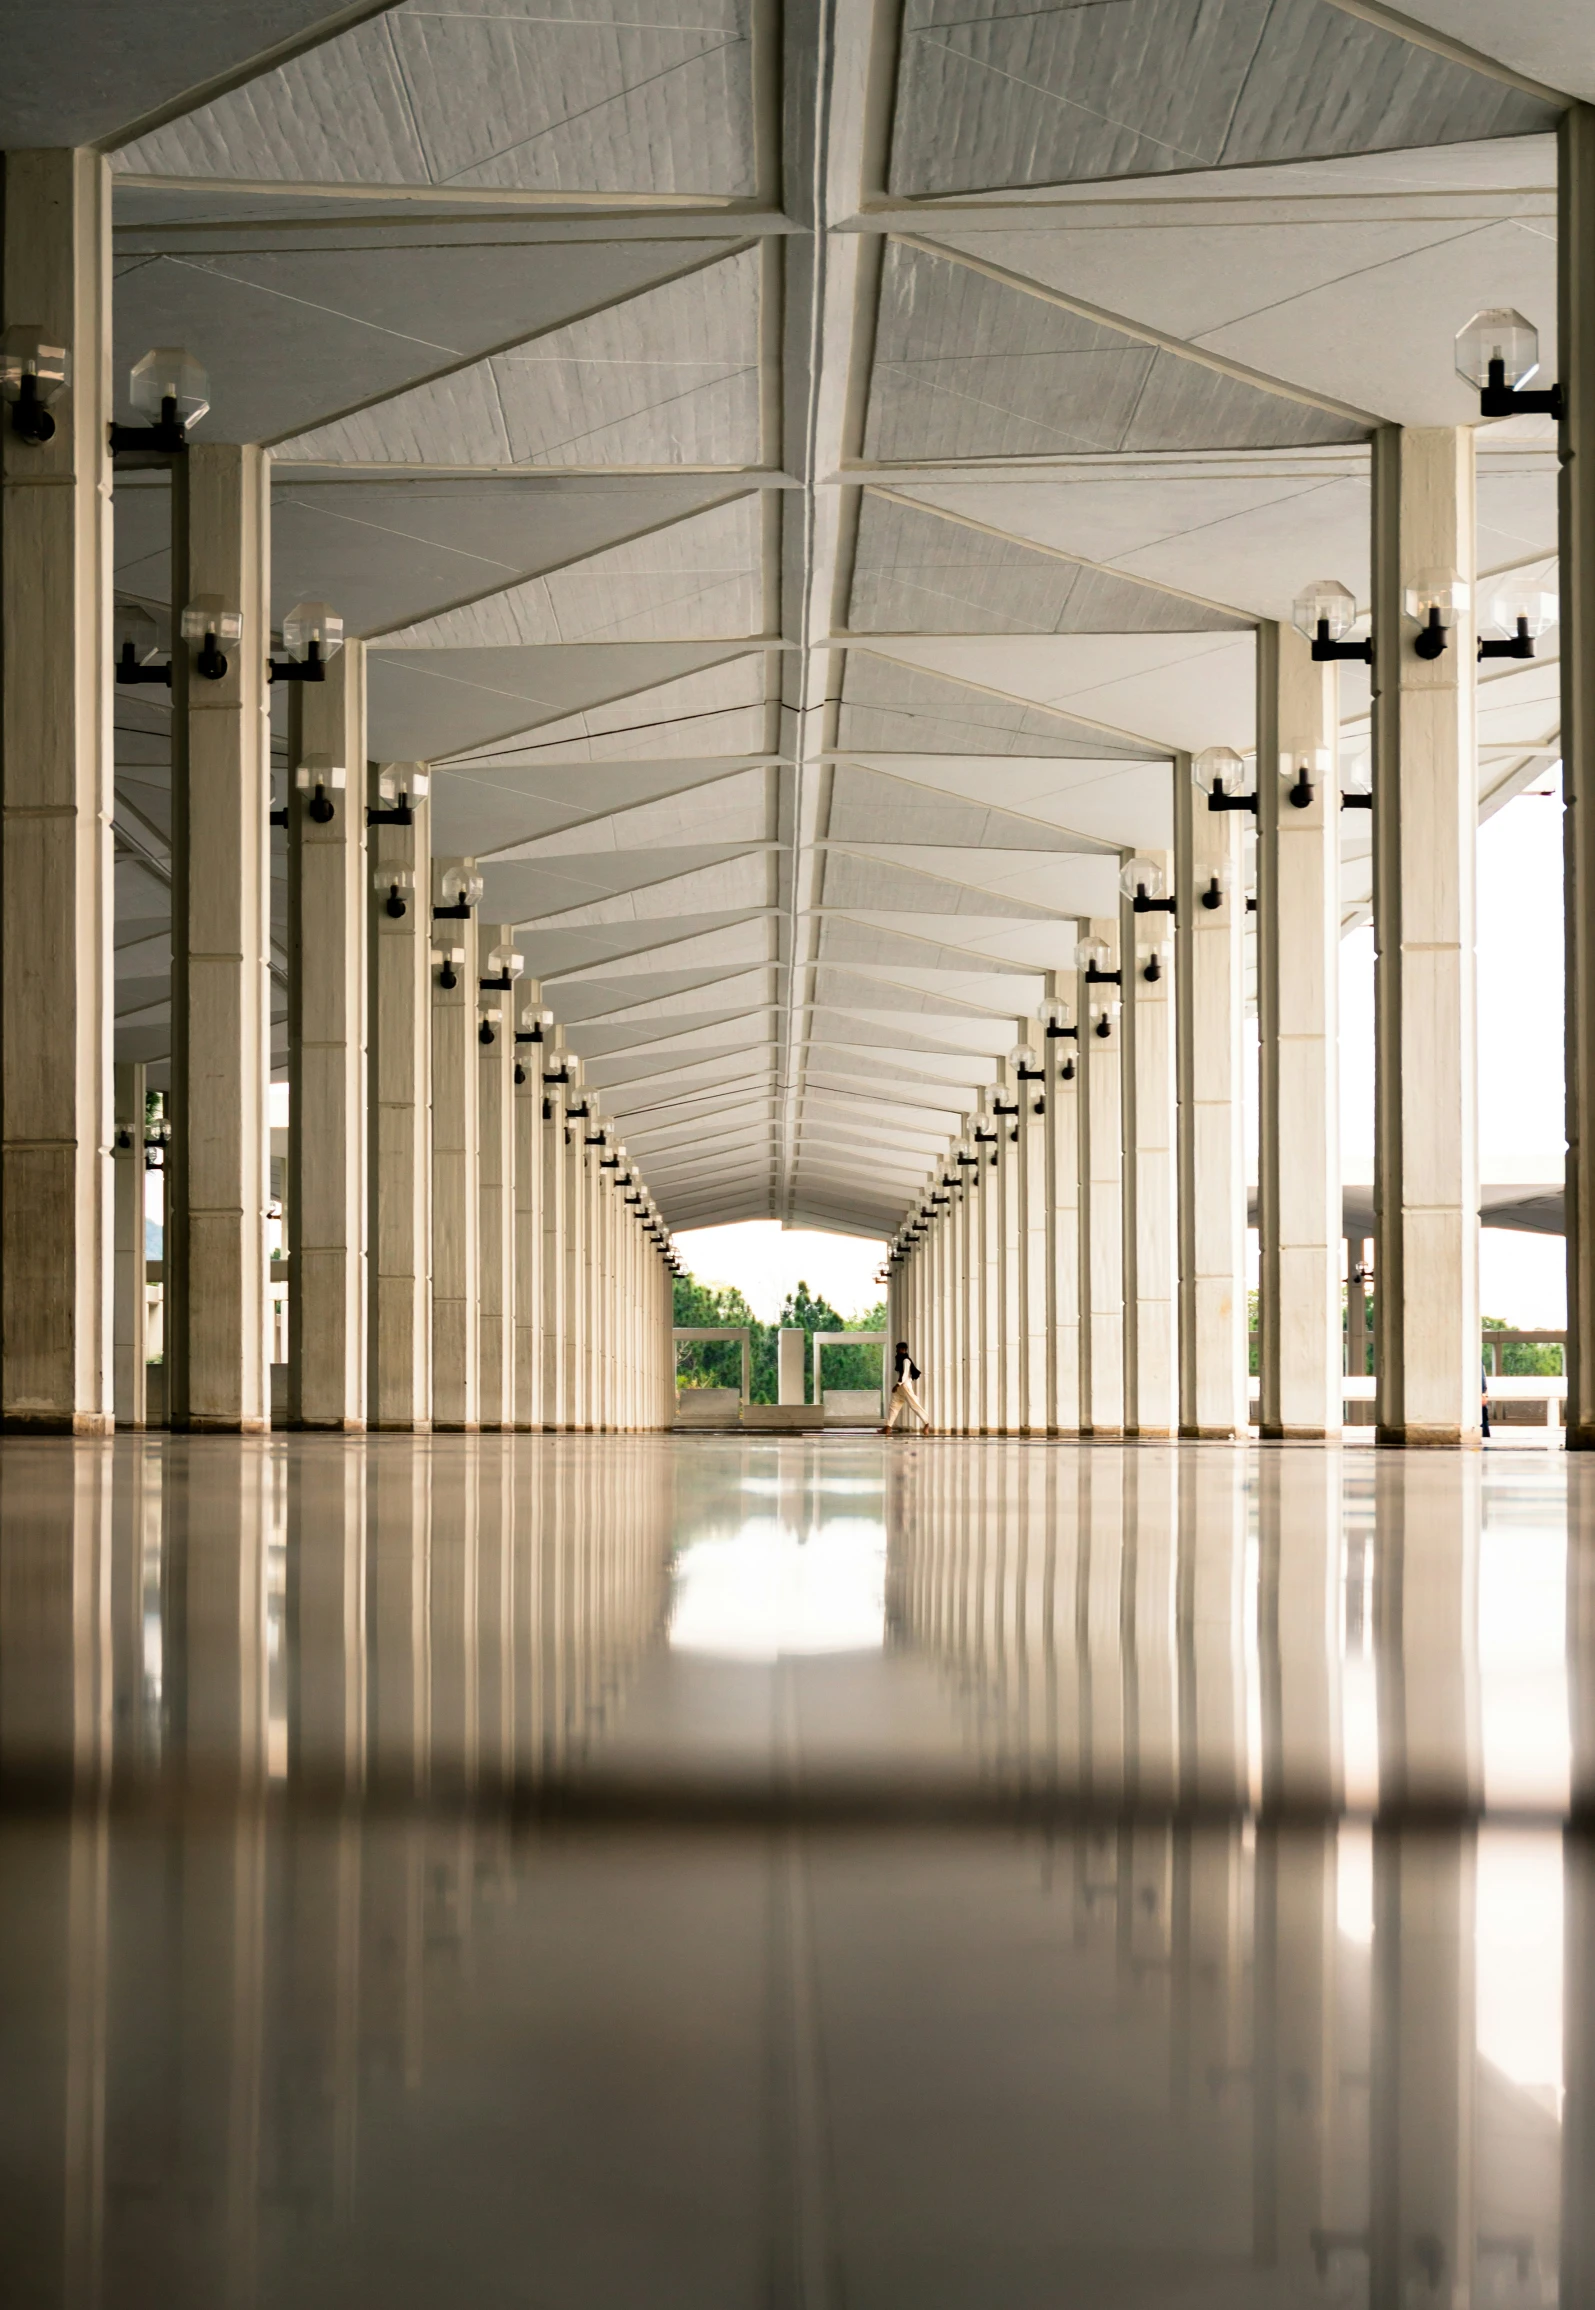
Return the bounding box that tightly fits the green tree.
[1482,1314,1563,1377]
[777,1280,885,1400]
[672,1274,766,1393]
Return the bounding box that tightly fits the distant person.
[886,1341,928,1433]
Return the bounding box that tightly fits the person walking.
[886,1341,928,1433]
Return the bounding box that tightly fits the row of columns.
[890,416,1517,1445]
[0,147,675,1434]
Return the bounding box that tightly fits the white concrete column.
[1043,973,1081,1434]
[1079,917,1125,1436]
[1122,869,1178,1437]
[1371,426,1480,1446]
[998,1056,1023,1434]
[512,999,544,1431]
[368,766,431,1430]
[541,1046,570,1430]
[1176,753,1249,1438]
[113,1063,148,1428]
[1017,1032,1047,1433]
[287,639,367,1431]
[430,860,479,1431]
[1257,623,1343,1438]
[168,442,271,1432]
[562,1079,589,1429]
[1258,1451,1343,1810]
[779,1325,805,1405]
[1564,104,1595,1451]
[0,152,113,1433]
[476,926,516,1432]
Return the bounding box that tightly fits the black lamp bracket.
[1478,620,1536,662]
[108,395,188,461]
[479,971,516,991]
[1045,1021,1080,1041]
[367,801,414,827]
[1083,961,1122,985]
[1413,607,1449,660]
[1310,617,1373,665]
[115,643,172,688]
[1131,887,1176,914]
[1200,876,1226,911]
[266,638,326,685]
[1341,791,1373,812]
[1287,764,1315,809]
[1479,358,1563,420]
[433,901,474,920]
[269,805,288,828]
[1207,781,1257,813]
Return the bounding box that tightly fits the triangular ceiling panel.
[863,242,1365,462]
[377,496,765,647]
[816,918,1039,977]
[547,918,778,982]
[826,762,1112,852]
[478,842,763,917]
[489,768,772,859]
[369,642,752,760]
[276,248,763,467]
[504,849,774,928]
[847,492,1247,635]
[445,655,772,765]
[554,969,776,1024]
[819,851,1066,922]
[428,759,751,859]
[885,0,1555,198]
[116,0,759,197]
[837,651,1157,759]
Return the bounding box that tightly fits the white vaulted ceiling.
[59,0,1576,1235]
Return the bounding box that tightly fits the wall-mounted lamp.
[1404,571,1467,660]
[479,1005,503,1046]
[295,755,345,822]
[516,1003,554,1047]
[1456,308,1562,420]
[1291,580,1372,664]
[481,944,524,992]
[1039,995,1078,1079]
[374,866,414,918]
[543,1057,571,1087]
[368,762,430,826]
[142,1116,172,1171]
[180,594,242,681]
[1120,855,1175,913]
[113,602,171,687]
[1010,1042,1045,1089]
[1075,935,1122,986]
[1090,996,1121,1041]
[1193,746,1257,812]
[110,346,209,458]
[600,1142,627,1172]
[1478,586,1555,662]
[1137,935,1172,985]
[1,328,71,444]
[1199,863,1234,912]
[1340,749,1373,813]
[1280,747,1330,810]
[269,600,343,685]
[434,944,464,990]
[435,866,484,920]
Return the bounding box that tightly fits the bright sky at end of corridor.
[672,1222,887,1322]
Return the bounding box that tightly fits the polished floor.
[0,1432,1588,2306]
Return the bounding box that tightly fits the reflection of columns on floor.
[368,767,432,1431]
[477,926,516,1433]
[1,150,114,1434]
[1572,1458,1595,1818]
[513,998,544,1431]
[1258,1451,1343,1811]
[1122,1448,1178,1807]
[1080,916,1125,1436]
[1372,426,1480,1447]
[1082,1454,1126,1801]
[1567,105,1595,1449]
[429,1444,480,1791]
[430,862,479,1432]
[1563,1830,1595,2309]
[1176,752,1248,1439]
[475,1439,515,1783]
[287,1448,367,1791]
[113,1063,149,1429]
[1253,1824,1338,2275]
[1171,1823,1248,2129]
[1046,968,1082,1435]
[1370,1826,1477,2310]
[1375,1458,1481,1812]
[168,444,273,1434]
[1177,1451,1248,1806]
[1123,871,1178,1438]
[287,640,368,1432]
[367,1441,430,1794]
[1257,621,1342,1438]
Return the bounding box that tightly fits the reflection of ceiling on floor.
[94,0,1574,1233]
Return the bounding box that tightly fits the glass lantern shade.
[1074,935,1111,972]
[114,602,163,663]
[441,866,484,906]
[1118,855,1166,901]
[1038,995,1073,1032]
[1008,1042,1038,1073]
[1340,746,1373,800]
[487,946,524,977]
[521,1003,554,1031]
[1455,308,1540,391]
[180,594,242,643]
[374,867,415,895]
[1137,936,1173,969]
[1290,580,1358,643]
[129,345,209,427]
[295,757,346,789]
[378,762,430,803]
[281,599,343,659]
[1485,586,1556,639]
[0,326,70,402]
[1279,745,1330,783]
[1192,744,1249,794]
[1403,570,1469,627]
